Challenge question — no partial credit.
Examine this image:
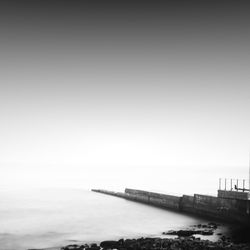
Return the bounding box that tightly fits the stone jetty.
[92,188,250,226]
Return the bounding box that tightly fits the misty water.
[0,188,229,250]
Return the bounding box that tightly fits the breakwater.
[92,188,250,226]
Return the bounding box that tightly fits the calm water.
[0,188,226,250]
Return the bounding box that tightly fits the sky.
[0,1,250,193]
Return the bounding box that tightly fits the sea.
[0,187,231,250]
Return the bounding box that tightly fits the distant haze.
[0,1,250,193]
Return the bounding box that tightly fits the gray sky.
[0,1,250,192]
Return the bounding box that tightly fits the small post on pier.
[219,178,221,190]
[230,179,232,191]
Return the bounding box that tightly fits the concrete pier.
[92,188,250,226]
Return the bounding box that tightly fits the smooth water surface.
[0,188,223,250]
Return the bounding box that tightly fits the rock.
[163,229,213,237]
[201,230,214,236]
[100,240,119,249]
[221,236,227,241]
[61,234,250,250]
[118,238,124,245]
[177,230,196,237]
[61,244,81,250]
[163,230,177,235]
[86,247,100,250]
[124,239,137,247]
[163,225,216,238]
[208,222,219,228]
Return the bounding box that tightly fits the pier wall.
[125,188,181,210]
[179,195,194,213]
[92,188,250,225]
[218,190,250,200]
[193,194,250,223]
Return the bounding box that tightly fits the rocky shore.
[162,222,218,237]
[60,236,250,250]
[29,223,250,250]
[58,223,250,250]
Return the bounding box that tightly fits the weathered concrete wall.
[125,188,181,210]
[193,193,250,224]
[92,188,250,225]
[125,189,149,203]
[91,189,128,199]
[193,194,220,218]
[179,195,194,213]
[218,190,250,200]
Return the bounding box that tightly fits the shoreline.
[31,223,250,250]
[34,236,250,250]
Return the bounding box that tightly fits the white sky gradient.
[0,1,250,193]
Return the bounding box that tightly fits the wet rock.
[163,223,217,238]
[124,239,137,248]
[208,222,219,229]
[61,234,250,250]
[163,229,214,237]
[118,238,124,245]
[193,223,218,230]
[221,235,227,242]
[100,240,119,249]
[61,244,81,250]
[201,230,213,235]
[177,230,196,237]
[86,247,100,250]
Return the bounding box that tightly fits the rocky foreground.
[60,237,250,250]
[57,223,249,250]
[29,224,249,250]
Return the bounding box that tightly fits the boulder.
[100,240,119,249]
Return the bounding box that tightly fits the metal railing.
[219,178,250,192]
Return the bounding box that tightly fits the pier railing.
[219,178,250,192]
